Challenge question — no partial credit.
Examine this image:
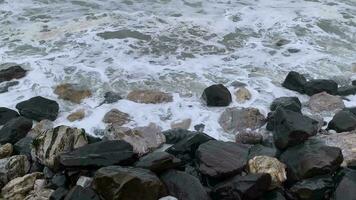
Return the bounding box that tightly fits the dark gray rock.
[270,97,301,113]
[64,186,100,200]
[162,129,194,144]
[0,81,19,93]
[50,187,68,200]
[0,107,19,126]
[0,117,32,144]
[0,66,27,83]
[290,176,334,200]
[201,84,232,106]
[16,96,59,121]
[248,144,278,160]
[282,71,307,94]
[337,85,356,96]
[304,79,338,96]
[260,189,286,200]
[50,174,67,189]
[333,169,356,200]
[135,152,182,173]
[328,110,356,133]
[13,137,33,158]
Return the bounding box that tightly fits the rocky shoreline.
[0,66,356,199]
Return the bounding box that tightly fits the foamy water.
[1,0,356,140]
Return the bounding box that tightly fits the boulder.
[304,79,338,96]
[0,65,27,83]
[24,188,54,200]
[27,119,53,138]
[248,156,287,189]
[59,140,136,168]
[104,123,165,155]
[103,91,122,104]
[270,97,301,113]
[201,84,232,106]
[282,71,307,94]
[235,87,252,103]
[170,118,192,130]
[135,152,182,173]
[0,81,19,93]
[235,130,263,145]
[14,137,33,158]
[279,139,343,182]
[160,170,210,200]
[0,107,19,126]
[308,92,344,112]
[272,108,318,149]
[67,109,85,122]
[196,140,249,179]
[127,90,173,104]
[248,145,278,160]
[64,186,100,200]
[289,175,334,200]
[328,110,356,132]
[162,129,195,144]
[76,176,93,188]
[31,126,88,169]
[0,117,33,144]
[54,83,91,103]
[211,173,271,200]
[102,109,130,125]
[0,155,30,187]
[0,143,13,159]
[93,166,166,200]
[50,187,68,200]
[333,169,356,200]
[219,107,266,134]
[16,96,59,121]
[337,85,356,96]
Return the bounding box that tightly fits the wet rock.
[235,87,252,103]
[170,118,192,130]
[24,188,54,200]
[0,117,33,144]
[16,96,59,121]
[304,79,338,96]
[67,109,85,122]
[353,80,356,86]
[160,170,210,200]
[275,39,290,47]
[93,166,166,200]
[76,176,93,188]
[50,187,68,200]
[59,140,136,168]
[0,107,19,126]
[14,137,33,158]
[127,90,173,104]
[308,92,344,112]
[0,65,27,83]
[282,71,307,94]
[97,29,152,41]
[49,173,67,189]
[194,124,205,132]
[135,152,182,173]
[162,129,195,144]
[279,139,343,182]
[289,175,334,200]
[235,130,263,145]
[333,169,356,200]
[196,140,249,179]
[248,156,287,189]
[0,81,19,93]
[328,110,356,132]
[211,173,271,200]
[27,119,54,138]
[0,143,13,159]
[102,108,130,125]
[202,84,232,106]
[219,107,266,134]
[103,91,122,103]
[270,97,301,113]
[64,185,100,200]
[0,155,31,187]
[337,85,356,96]
[104,123,165,155]
[231,81,247,88]
[272,108,318,149]
[31,126,88,169]
[287,48,300,53]
[248,144,278,160]
[54,83,91,103]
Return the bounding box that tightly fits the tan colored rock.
[67,109,85,122]
[0,143,13,159]
[235,130,263,145]
[127,90,173,104]
[248,156,287,189]
[54,83,91,103]
[170,118,192,130]
[24,188,54,200]
[27,120,54,138]
[235,87,252,103]
[102,109,130,125]
[308,92,344,113]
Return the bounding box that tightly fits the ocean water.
[1,0,356,140]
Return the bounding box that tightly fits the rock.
[166,132,214,162]
[31,126,88,169]
[287,48,300,53]
[159,196,178,200]
[50,187,68,200]
[67,109,85,122]
[127,90,173,104]
[219,107,266,134]
[248,145,278,160]
[289,175,334,200]
[64,186,100,200]
[275,39,290,46]
[162,129,195,144]
[1,172,43,200]
[353,80,356,86]
[24,188,54,200]
[0,107,19,126]
[0,143,13,159]
[235,87,252,103]
[97,29,152,41]
[0,155,31,188]
[308,92,345,112]
[76,176,93,188]
[14,137,33,158]
[54,83,91,103]
[170,118,192,130]
[102,109,130,125]
[260,189,286,200]
[93,166,166,200]
[27,120,54,138]
[337,85,356,96]
[328,110,356,132]
[135,152,182,173]
[282,71,307,94]
[16,96,59,121]
[248,156,287,189]
[304,79,338,96]
[235,130,263,145]
[270,97,301,113]
[211,173,271,200]
[333,169,356,200]
[231,81,247,88]
[59,140,136,168]
[279,139,343,182]
[99,91,122,105]
[0,81,19,93]
[272,108,318,149]
[104,123,165,155]
[196,140,249,179]
[49,174,67,189]
[34,179,46,191]
[0,65,27,83]
[201,84,232,106]
[194,124,205,132]
[0,117,33,144]
[160,170,210,200]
